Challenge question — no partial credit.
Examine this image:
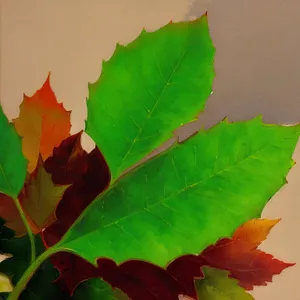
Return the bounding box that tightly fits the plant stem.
[14,198,36,263]
[7,247,56,300]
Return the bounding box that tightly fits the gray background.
[1,0,300,299]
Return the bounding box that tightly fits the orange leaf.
[233,218,280,248]
[13,73,71,173]
[19,156,69,234]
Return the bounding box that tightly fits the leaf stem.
[14,198,36,263]
[7,247,56,300]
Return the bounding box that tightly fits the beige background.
[1,0,300,299]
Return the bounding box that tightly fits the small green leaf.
[85,14,215,180]
[0,106,27,198]
[73,278,130,300]
[57,118,299,268]
[195,267,254,299]
[17,259,67,300]
[0,219,66,299]
[0,229,44,287]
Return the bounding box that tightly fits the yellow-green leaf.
[0,273,13,293]
[20,157,69,234]
[195,267,254,299]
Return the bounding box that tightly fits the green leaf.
[85,14,215,180]
[0,219,66,299]
[56,117,299,267]
[0,106,27,198]
[72,278,130,300]
[195,266,254,299]
[17,259,67,300]
[0,224,44,286]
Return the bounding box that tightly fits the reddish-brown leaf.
[13,73,71,173]
[53,256,186,300]
[167,219,295,298]
[42,131,111,245]
[0,193,25,236]
[41,131,111,292]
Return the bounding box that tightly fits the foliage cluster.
[0,13,298,300]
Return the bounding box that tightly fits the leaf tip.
[102,59,107,68]
[114,42,125,55]
[43,72,52,89]
[221,116,230,124]
[288,262,296,267]
[266,218,281,231]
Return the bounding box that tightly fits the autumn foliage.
[0,15,298,300]
[0,75,295,300]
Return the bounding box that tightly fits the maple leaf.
[19,156,69,235]
[42,131,111,245]
[57,256,186,300]
[195,267,254,299]
[167,218,295,298]
[40,131,111,292]
[13,73,71,173]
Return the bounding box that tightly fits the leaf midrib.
[61,141,280,249]
[104,144,273,228]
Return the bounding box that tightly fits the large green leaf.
[85,14,215,180]
[56,117,299,267]
[72,278,129,300]
[195,267,254,299]
[0,106,27,198]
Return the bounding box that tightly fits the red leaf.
[96,259,184,300]
[167,219,295,298]
[41,131,111,291]
[52,255,186,300]
[42,131,111,245]
[201,219,295,290]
